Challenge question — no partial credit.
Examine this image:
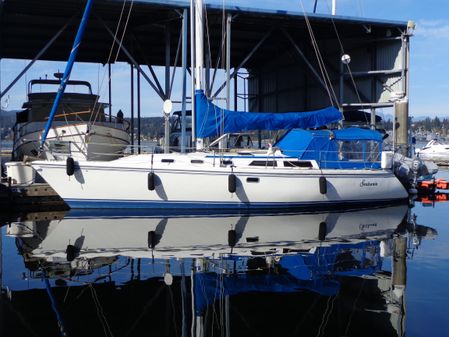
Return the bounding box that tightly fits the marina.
[0,0,417,210]
[1,0,449,336]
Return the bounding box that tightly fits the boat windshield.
[171,111,192,133]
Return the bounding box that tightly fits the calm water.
[1,171,449,337]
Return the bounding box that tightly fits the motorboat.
[12,73,130,161]
[417,139,449,165]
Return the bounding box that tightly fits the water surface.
[1,171,449,337]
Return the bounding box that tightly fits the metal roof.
[0,0,407,67]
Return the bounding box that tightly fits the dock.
[0,181,68,212]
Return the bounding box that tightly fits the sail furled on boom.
[195,90,342,138]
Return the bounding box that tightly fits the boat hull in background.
[14,122,129,161]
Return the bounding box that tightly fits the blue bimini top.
[275,128,383,169]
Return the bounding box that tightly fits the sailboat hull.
[32,153,409,210]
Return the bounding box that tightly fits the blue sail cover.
[195,90,342,138]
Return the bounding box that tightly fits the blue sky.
[1,0,448,118]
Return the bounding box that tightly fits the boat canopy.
[194,90,342,138]
[275,127,383,169]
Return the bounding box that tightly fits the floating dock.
[0,181,68,212]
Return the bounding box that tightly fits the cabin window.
[246,236,259,242]
[246,177,259,183]
[249,160,277,167]
[161,159,174,163]
[222,160,233,165]
[191,159,204,164]
[283,161,312,168]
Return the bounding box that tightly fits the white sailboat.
[30,0,408,210]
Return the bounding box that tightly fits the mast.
[190,0,196,150]
[39,0,94,150]
[332,0,337,15]
[194,0,204,150]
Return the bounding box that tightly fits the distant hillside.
[1,109,18,118]
[412,116,430,122]
[129,117,165,138]
[0,109,17,129]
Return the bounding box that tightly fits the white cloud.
[415,19,449,39]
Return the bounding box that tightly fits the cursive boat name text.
[360,179,378,187]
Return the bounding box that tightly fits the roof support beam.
[226,14,231,110]
[165,23,171,99]
[108,62,112,121]
[130,64,135,153]
[100,18,166,101]
[284,30,374,108]
[129,32,166,97]
[212,29,272,99]
[1,16,74,99]
[137,66,141,153]
[345,69,403,77]
[169,23,183,99]
[324,57,372,105]
[209,28,225,94]
[282,30,329,95]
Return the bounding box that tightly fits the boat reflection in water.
[3,206,437,337]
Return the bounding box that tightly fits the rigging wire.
[167,286,180,336]
[209,0,227,95]
[90,284,115,337]
[299,0,339,108]
[203,0,213,97]
[200,0,228,154]
[356,0,364,17]
[165,23,184,100]
[220,0,226,148]
[89,0,129,121]
[323,0,368,124]
[90,0,134,126]
[343,278,366,336]
[316,294,337,337]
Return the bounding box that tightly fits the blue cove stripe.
[65,198,408,211]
